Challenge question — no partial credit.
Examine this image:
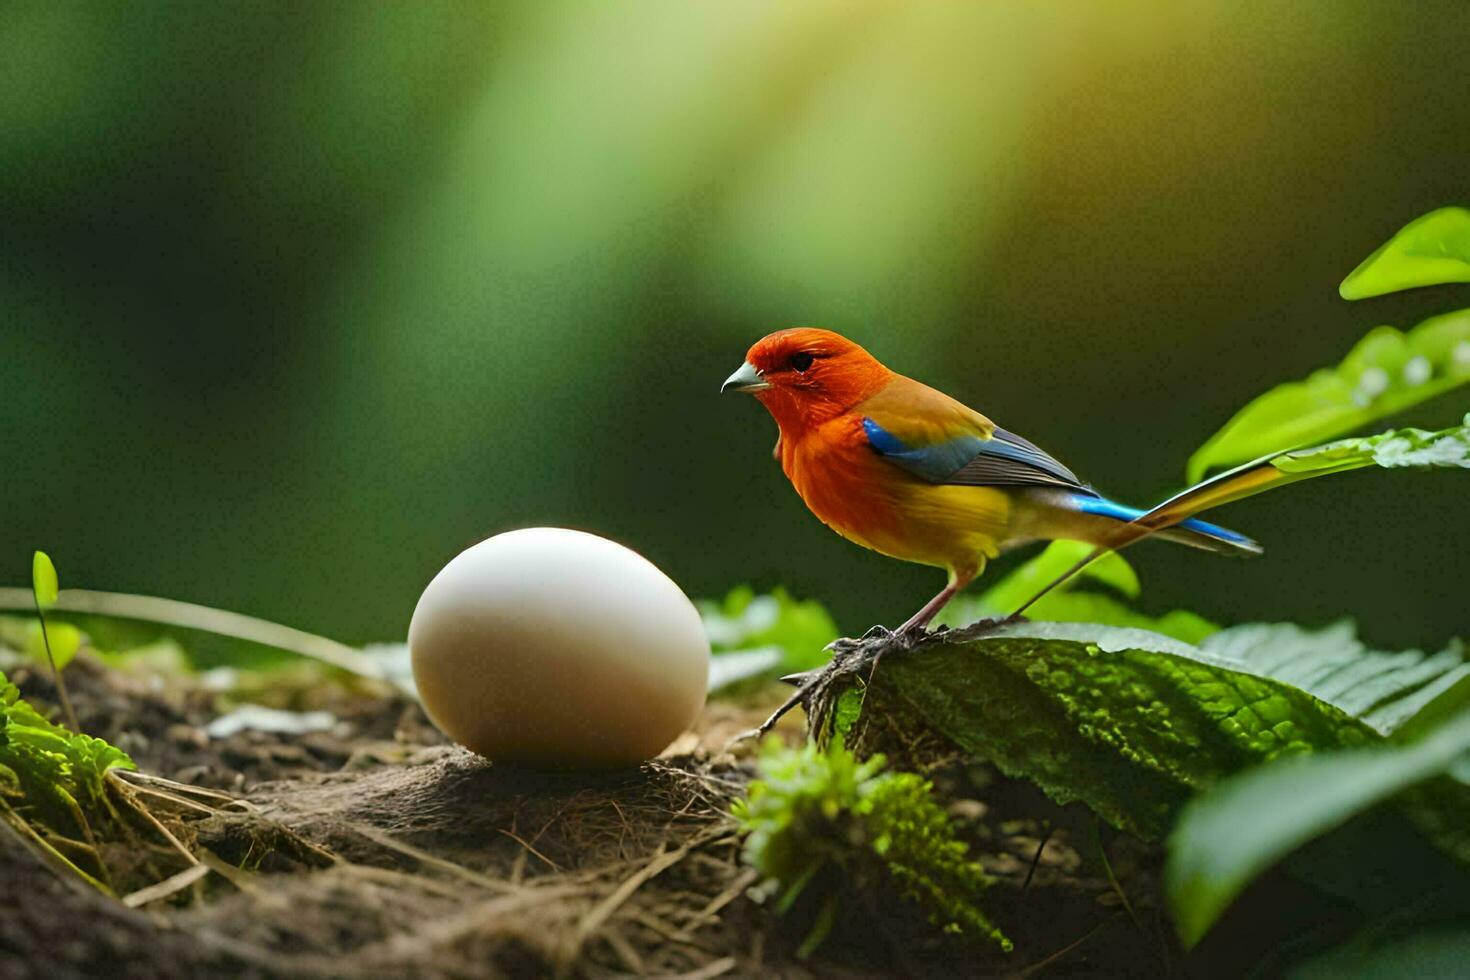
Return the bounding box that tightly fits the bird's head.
[722,328,891,429]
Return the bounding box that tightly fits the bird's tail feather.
[1012,459,1305,617]
[1073,496,1262,557]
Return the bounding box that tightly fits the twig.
[576,829,731,948]
[1090,820,1141,933]
[196,847,256,891]
[109,772,198,866]
[498,827,563,872]
[0,586,386,682]
[347,822,515,892]
[338,863,477,900]
[111,769,256,811]
[1022,823,1054,892]
[121,860,211,908]
[689,867,759,927]
[60,793,112,890]
[670,955,738,979]
[0,802,111,895]
[1015,919,1110,978]
[114,780,220,817]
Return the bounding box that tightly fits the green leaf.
[706,647,784,692]
[936,541,1218,645]
[700,586,840,677]
[956,540,1140,615]
[1187,312,1470,481]
[1293,926,1470,980]
[1165,710,1470,948]
[1340,206,1470,300]
[31,551,58,610]
[25,620,83,671]
[1270,416,1470,475]
[825,622,1378,840]
[0,666,135,838]
[1198,622,1470,737]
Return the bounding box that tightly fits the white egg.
[408,528,710,767]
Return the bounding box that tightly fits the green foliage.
[1340,206,1470,300]
[936,541,1219,645]
[831,687,865,740]
[1199,621,1470,737]
[1188,314,1470,481]
[1292,925,1470,980]
[968,540,1142,611]
[1166,709,1470,948]
[701,586,840,688]
[1189,207,1470,480]
[892,208,1470,963]
[1270,415,1470,475]
[31,551,58,610]
[831,622,1382,839]
[25,550,81,730]
[732,737,1009,954]
[0,616,85,671]
[27,620,83,671]
[0,614,208,678]
[0,667,134,834]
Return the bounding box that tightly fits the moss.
[732,737,1010,954]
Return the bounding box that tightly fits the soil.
[1,652,1176,979]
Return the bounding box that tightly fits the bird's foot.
[728,614,1029,751]
[860,619,951,642]
[736,626,921,744]
[953,612,1026,638]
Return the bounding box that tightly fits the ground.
[1,651,1175,978]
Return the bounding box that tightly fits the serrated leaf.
[1340,206,1470,300]
[1165,710,1470,948]
[827,622,1378,840]
[1187,312,1470,481]
[31,551,58,610]
[1198,622,1470,737]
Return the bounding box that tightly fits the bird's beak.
[721,361,770,393]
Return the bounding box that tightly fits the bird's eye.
[790,352,815,373]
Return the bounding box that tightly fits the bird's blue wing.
[861,417,1090,491]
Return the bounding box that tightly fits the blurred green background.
[3,1,1468,649]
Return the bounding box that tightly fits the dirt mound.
[3,652,1166,978]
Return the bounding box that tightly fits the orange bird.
[722,328,1260,633]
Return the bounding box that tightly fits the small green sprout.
[30,550,79,732]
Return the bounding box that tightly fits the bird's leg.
[894,585,957,634]
[895,568,974,635]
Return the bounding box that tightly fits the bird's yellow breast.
[781,420,1011,578]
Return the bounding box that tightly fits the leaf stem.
[32,595,80,733]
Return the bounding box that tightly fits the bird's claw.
[778,668,823,687]
[722,727,764,753]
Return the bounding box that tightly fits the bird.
[721,327,1261,634]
